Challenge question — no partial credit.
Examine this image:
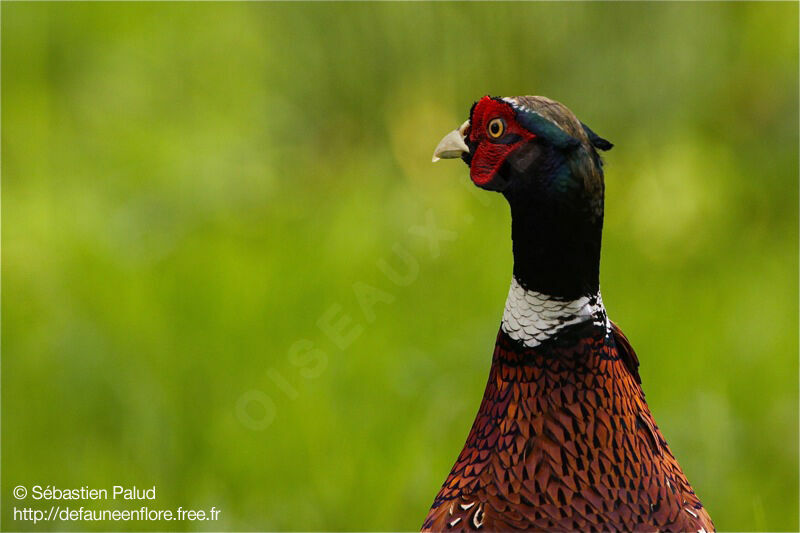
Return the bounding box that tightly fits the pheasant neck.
[504,178,603,300]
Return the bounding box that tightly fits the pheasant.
[423,96,713,532]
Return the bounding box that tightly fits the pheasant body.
[424,95,713,531]
[422,322,712,531]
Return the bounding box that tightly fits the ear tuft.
[515,109,581,150]
[581,122,613,151]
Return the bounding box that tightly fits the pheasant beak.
[432,120,470,162]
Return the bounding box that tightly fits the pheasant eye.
[487,118,505,139]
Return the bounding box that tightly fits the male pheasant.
[423,96,713,532]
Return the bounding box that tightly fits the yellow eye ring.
[487,118,505,139]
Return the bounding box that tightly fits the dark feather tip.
[581,122,614,151]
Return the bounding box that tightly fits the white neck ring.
[501,277,610,347]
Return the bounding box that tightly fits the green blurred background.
[2,2,798,531]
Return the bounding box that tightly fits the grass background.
[2,2,798,531]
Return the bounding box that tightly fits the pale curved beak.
[432,120,470,162]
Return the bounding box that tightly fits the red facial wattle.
[467,97,537,187]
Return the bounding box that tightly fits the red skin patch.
[468,96,537,187]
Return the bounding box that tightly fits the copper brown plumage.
[422,325,712,532]
[424,95,713,532]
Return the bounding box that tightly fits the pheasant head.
[433,95,614,299]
